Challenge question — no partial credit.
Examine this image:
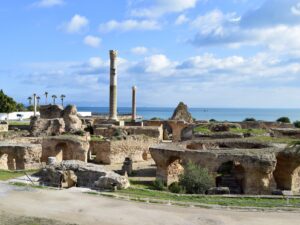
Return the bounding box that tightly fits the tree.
[28,96,32,105]
[44,92,48,104]
[0,90,17,119]
[37,96,41,106]
[277,117,291,123]
[60,94,66,107]
[52,95,57,105]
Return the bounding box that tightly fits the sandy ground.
[0,182,300,225]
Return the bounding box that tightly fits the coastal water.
[78,107,300,122]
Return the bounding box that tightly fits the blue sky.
[1,0,300,108]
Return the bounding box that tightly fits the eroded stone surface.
[37,160,130,189]
[30,105,83,136]
[0,143,42,170]
[149,139,292,195]
[171,102,194,123]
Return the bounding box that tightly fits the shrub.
[209,119,217,123]
[243,118,256,122]
[179,162,214,194]
[294,121,300,128]
[277,117,291,123]
[153,179,166,191]
[150,117,163,121]
[168,182,184,194]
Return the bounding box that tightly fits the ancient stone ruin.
[30,104,82,136]
[38,160,129,190]
[171,102,194,123]
[149,139,300,194]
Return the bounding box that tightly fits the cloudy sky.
[1,0,300,108]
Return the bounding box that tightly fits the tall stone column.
[109,50,118,120]
[132,86,137,121]
[33,93,37,116]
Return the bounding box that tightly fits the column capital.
[110,50,118,60]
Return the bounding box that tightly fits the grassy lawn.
[8,121,30,126]
[229,128,267,135]
[193,125,211,134]
[114,187,300,208]
[0,170,38,181]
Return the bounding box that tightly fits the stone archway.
[55,143,68,162]
[273,154,300,192]
[216,161,246,194]
[166,156,184,185]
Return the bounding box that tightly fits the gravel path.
[0,182,300,225]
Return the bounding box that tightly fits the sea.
[77,107,300,122]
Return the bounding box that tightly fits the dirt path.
[0,183,299,225]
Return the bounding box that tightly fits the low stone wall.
[0,143,42,170]
[94,126,163,140]
[272,128,300,138]
[92,136,159,164]
[238,121,294,129]
[41,136,90,163]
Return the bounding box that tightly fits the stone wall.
[92,136,159,164]
[41,136,89,163]
[0,143,42,170]
[149,140,292,195]
[0,122,8,132]
[238,121,294,129]
[94,126,163,140]
[30,105,83,136]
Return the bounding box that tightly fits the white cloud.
[291,3,300,15]
[84,35,102,48]
[144,54,172,73]
[33,0,64,8]
[190,9,240,34]
[131,0,199,18]
[175,14,189,25]
[88,57,106,68]
[99,19,160,32]
[131,46,148,55]
[63,14,89,34]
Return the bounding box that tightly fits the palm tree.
[44,92,49,104]
[60,94,66,107]
[37,96,41,106]
[28,96,32,106]
[52,95,57,105]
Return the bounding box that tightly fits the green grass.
[90,135,105,141]
[230,128,267,135]
[0,170,38,181]
[8,121,30,126]
[193,125,211,134]
[114,188,300,208]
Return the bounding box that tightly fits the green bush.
[294,121,300,128]
[277,117,291,123]
[153,179,166,191]
[179,162,214,194]
[209,119,217,123]
[243,118,256,122]
[150,117,163,121]
[168,182,184,193]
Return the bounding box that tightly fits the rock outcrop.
[37,160,130,190]
[171,102,193,123]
